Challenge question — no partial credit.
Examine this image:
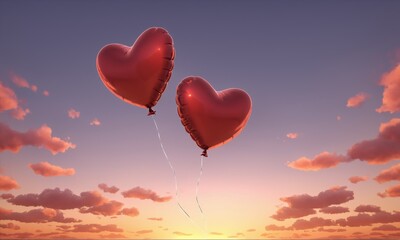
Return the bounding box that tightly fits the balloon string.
[196,155,208,233]
[151,115,205,233]
[151,115,190,218]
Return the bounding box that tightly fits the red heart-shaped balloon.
[176,76,252,156]
[96,27,175,114]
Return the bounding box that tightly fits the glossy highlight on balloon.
[176,76,252,156]
[96,27,175,115]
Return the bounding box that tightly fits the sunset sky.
[1,0,400,239]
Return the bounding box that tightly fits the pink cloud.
[0,232,35,238]
[376,64,400,113]
[349,176,368,184]
[272,186,353,221]
[375,163,400,183]
[378,184,400,198]
[0,175,19,191]
[90,118,101,126]
[120,207,139,217]
[336,210,400,227]
[291,217,335,230]
[11,107,30,120]
[271,207,316,221]
[0,222,20,230]
[348,118,400,164]
[67,224,123,233]
[286,132,298,139]
[0,122,76,154]
[29,162,75,177]
[43,90,49,96]
[0,193,14,200]
[147,217,163,221]
[280,186,354,209]
[346,92,368,108]
[7,188,107,209]
[319,206,349,214]
[80,200,124,216]
[0,207,79,223]
[288,152,348,171]
[354,204,382,213]
[68,108,80,119]
[336,115,342,121]
[317,227,346,232]
[121,187,172,202]
[372,224,400,231]
[0,82,18,112]
[98,183,119,194]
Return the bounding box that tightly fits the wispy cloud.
[68,108,80,119]
[0,122,75,154]
[346,92,368,108]
[349,176,368,184]
[10,72,37,92]
[121,187,171,202]
[90,118,101,126]
[29,162,75,177]
[0,175,19,191]
[288,152,348,171]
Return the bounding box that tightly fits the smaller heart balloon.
[96,27,175,115]
[176,76,252,156]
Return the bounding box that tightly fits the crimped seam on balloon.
[147,29,175,109]
[176,78,209,150]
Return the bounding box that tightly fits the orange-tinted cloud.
[265,224,289,231]
[354,204,382,213]
[336,210,400,227]
[319,206,349,214]
[7,188,107,209]
[247,228,256,232]
[372,224,400,231]
[349,176,368,184]
[90,118,101,126]
[0,122,75,154]
[68,108,80,119]
[98,183,119,194]
[377,64,400,113]
[374,163,400,183]
[99,233,126,238]
[29,162,75,177]
[0,175,19,191]
[346,92,368,108]
[288,152,348,171]
[121,187,172,202]
[286,132,298,139]
[120,207,139,217]
[0,222,20,230]
[272,186,353,221]
[67,224,123,233]
[147,217,162,221]
[10,73,37,92]
[317,227,346,232]
[378,184,400,198]
[0,232,35,238]
[0,207,79,223]
[80,200,124,216]
[136,230,152,234]
[0,82,18,112]
[348,118,400,164]
[173,231,192,236]
[291,217,335,230]
[210,232,223,235]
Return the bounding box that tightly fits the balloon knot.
[147,108,156,116]
[201,150,208,157]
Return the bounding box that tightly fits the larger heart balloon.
[96,27,175,115]
[176,76,252,156]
